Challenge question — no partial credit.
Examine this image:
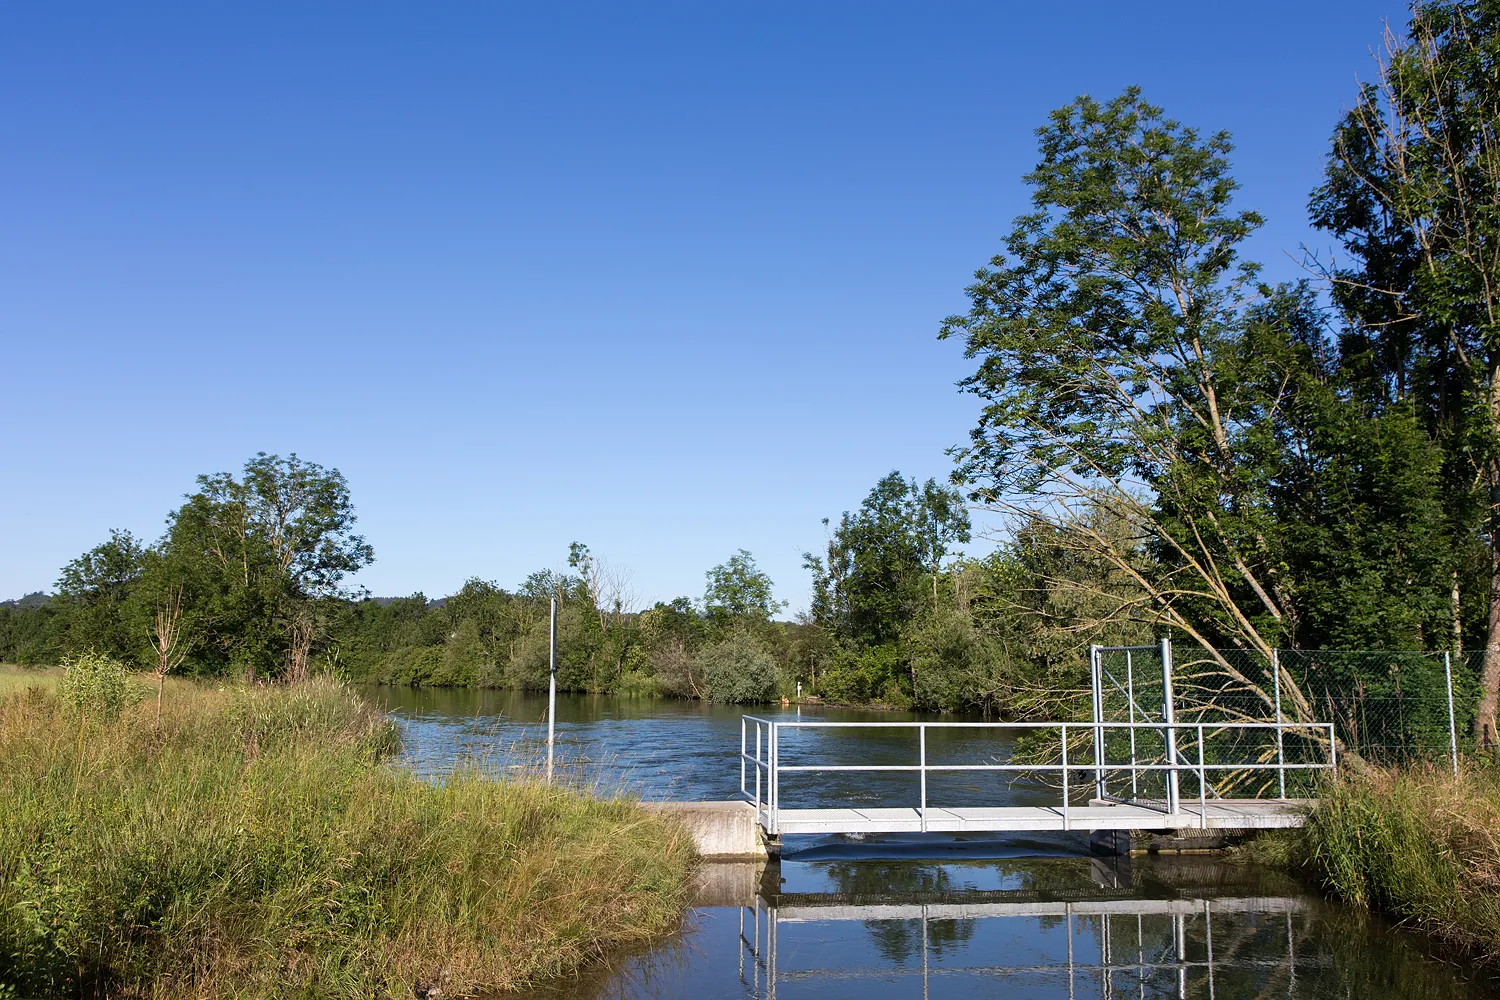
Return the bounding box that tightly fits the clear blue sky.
[1,2,1400,611]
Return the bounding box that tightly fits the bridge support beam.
[1089,828,1132,856]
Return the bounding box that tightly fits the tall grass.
[1300,765,1500,964]
[0,678,695,998]
[0,664,61,700]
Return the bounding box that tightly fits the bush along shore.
[0,665,696,998]
[1253,766,1500,968]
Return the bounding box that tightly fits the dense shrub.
[694,631,777,703]
[57,650,133,720]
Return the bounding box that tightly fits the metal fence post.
[547,596,557,784]
[770,722,779,836]
[1091,644,1106,801]
[1197,724,1207,829]
[1127,650,1138,798]
[755,724,762,812]
[1273,649,1286,800]
[1161,635,1180,814]
[1446,650,1460,776]
[1060,722,1070,831]
[919,724,928,832]
[740,716,747,797]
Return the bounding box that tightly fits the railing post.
[919,724,928,833]
[1446,650,1460,777]
[1090,644,1106,801]
[741,716,747,798]
[1126,650,1138,799]
[1060,722,1070,830]
[1273,649,1286,800]
[1161,636,1180,814]
[1197,724,1207,830]
[755,723,762,814]
[770,722,779,836]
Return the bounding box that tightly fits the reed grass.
[1296,765,1500,964]
[0,678,695,998]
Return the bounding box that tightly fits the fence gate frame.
[1089,638,1182,814]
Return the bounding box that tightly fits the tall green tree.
[1310,0,1500,740]
[938,89,1325,720]
[805,472,970,647]
[703,550,783,623]
[54,529,147,659]
[161,452,373,680]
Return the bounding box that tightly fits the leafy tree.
[805,472,969,647]
[703,550,783,623]
[160,453,373,681]
[1309,0,1500,741]
[53,529,147,660]
[938,88,1331,724]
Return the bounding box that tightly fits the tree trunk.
[155,671,165,729]
[1476,471,1500,747]
[1453,569,1464,653]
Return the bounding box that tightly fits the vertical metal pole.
[547,596,557,783]
[1273,649,1286,800]
[1446,651,1460,776]
[755,725,762,812]
[1161,636,1180,814]
[770,722,779,836]
[741,716,747,797]
[919,724,928,833]
[1197,725,1207,829]
[1061,722,1070,830]
[1127,650,1138,798]
[1091,644,1106,801]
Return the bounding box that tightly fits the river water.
[370,688,1496,999]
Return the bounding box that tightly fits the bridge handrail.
[738,717,1336,836]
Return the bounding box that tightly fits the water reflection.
[554,857,1492,1000]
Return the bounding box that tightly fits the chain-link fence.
[1088,643,1471,801]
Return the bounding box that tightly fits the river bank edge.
[1234,765,1500,975]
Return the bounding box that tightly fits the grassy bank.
[0,674,695,998]
[1264,766,1500,965]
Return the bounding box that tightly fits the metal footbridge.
[739,641,1335,839]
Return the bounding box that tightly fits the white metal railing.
[739,718,1337,835]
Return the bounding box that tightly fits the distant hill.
[1,592,52,610]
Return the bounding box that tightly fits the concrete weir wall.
[646,801,767,860]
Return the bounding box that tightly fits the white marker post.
[547,596,557,783]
